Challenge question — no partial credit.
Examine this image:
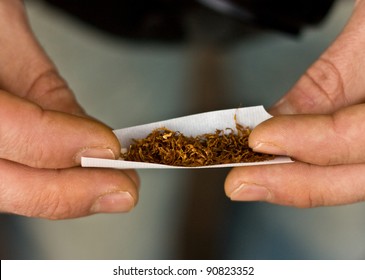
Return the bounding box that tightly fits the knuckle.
[328,112,352,165]
[299,58,347,112]
[0,135,34,167]
[26,69,67,100]
[4,129,48,168]
[20,189,75,220]
[0,161,88,219]
[0,98,51,168]
[291,189,325,208]
[26,69,83,114]
[306,58,347,104]
[307,189,325,208]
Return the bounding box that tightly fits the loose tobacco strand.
[121,125,274,167]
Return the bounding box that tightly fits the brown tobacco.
[121,124,275,167]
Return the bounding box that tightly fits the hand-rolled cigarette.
[81,106,293,169]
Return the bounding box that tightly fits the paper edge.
[81,156,294,169]
[112,105,271,147]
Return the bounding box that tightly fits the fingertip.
[224,167,243,197]
[123,169,141,190]
[80,118,122,157]
[75,147,117,165]
[89,169,140,215]
[225,167,273,203]
[68,168,140,217]
[269,97,297,116]
[91,191,136,214]
[229,184,272,202]
[42,111,122,168]
[248,117,284,153]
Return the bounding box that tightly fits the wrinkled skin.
[0,0,139,219]
[225,0,365,208]
[2,0,365,219]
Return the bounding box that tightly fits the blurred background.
[1,0,365,259]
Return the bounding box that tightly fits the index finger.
[250,103,365,166]
[270,0,365,115]
[0,91,120,169]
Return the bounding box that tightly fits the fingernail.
[271,98,296,115]
[91,191,135,213]
[252,142,288,156]
[230,184,271,202]
[75,147,116,164]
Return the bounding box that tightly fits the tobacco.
[120,122,274,167]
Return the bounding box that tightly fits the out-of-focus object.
[198,0,336,34]
[43,0,336,41]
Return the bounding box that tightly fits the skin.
[225,0,365,207]
[2,0,364,218]
[0,0,139,219]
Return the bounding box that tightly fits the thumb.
[0,91,120,169]
[270,0,365,115]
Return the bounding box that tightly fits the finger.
[0,91,120,168]
[24,69,86,116]
[0,158,139,219]
[250,104,365,165]
[270,0,365,115]
[225,162,365,208]
[0,0,84,115]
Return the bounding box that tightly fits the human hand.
[225,0,365,207]
[0,0,139,219]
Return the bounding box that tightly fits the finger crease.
[25,68,68,101]
[304,57,347,110]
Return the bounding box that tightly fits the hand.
[225,0,365,207]
[0,0,139,219]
